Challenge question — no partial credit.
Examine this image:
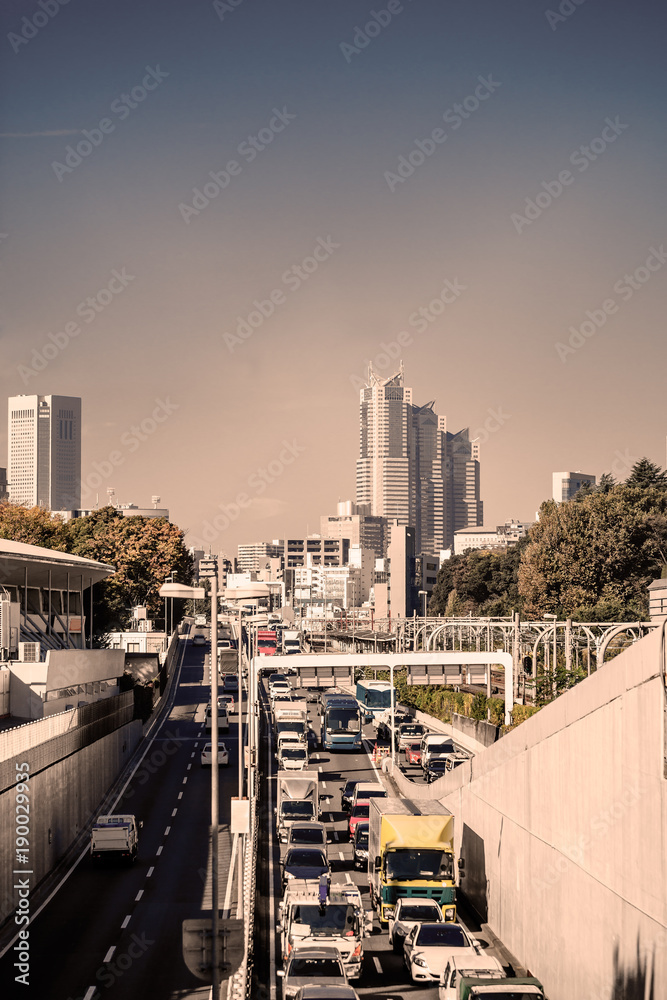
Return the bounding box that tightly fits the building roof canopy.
[0,538,115,589]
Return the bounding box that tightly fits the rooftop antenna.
[107,488,116,509]
[152,495,160,509]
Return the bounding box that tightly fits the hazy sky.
[1,0,666,557]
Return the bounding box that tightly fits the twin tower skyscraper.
[355,365,482,555]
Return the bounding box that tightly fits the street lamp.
[418,589,428,620]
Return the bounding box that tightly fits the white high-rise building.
[356,365,412,525]
[8,394,81,510]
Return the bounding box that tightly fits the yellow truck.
[368,797,461,925]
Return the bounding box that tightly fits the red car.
[405,742,422,766]
[348,802,370,839]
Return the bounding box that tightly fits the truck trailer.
[275,771,320,842]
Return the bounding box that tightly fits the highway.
[0,631,243,1000]
[255,674,514,1000]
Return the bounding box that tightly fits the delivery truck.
[368,797,461,925]
[90,814,141,863]
[275,771,320,842]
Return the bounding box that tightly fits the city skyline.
[1,0,666,555]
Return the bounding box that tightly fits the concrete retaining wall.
[451,712,499,747]
[0,720,142,926]
[417,625,667,1000]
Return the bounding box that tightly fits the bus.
[320,692,362,751]
[356,679,393,722]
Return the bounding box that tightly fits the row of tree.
[429,459,667,622]
[0,504,193,634]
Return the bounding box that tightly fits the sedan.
[340,780,360,813]
[286,822,328,854]
[405,742,422,766]
[282,848,330,888]
[388,898,444,954]
[347,803,369,840]
[403,922,479,982]
[222,674,239,691]
[218,694,235,713]
[278,946,348,1000]
[192,633,207,647]
[200,742,229,767]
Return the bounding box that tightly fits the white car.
[278,945,348,999]
[438,953,505,999]
[388,898,444,954]
[278,744,309,771]
[200,742,229,766]
[403,922,479,982]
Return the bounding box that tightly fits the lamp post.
[418,589,428,622]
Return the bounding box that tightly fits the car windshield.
[282,802,315,819]
[416,924,467,947]
[429,743,454,754]
[351,805,369,818]
[286,850,326,866]
[386,849,454,881]
[287,957,343,977]
[282,749,307,759]
[327,709,360,732]
[355,829,369,848]
[291,829,325,845]
[397,903,441,921]
[407,743,421,751]
[292,904,356,934]
[429,761,449,771]
[402,725,424,736]
[343,782,359,796]
[362,789,386,798]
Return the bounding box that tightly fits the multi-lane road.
[0,634,516,1000]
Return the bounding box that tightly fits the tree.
[0,503,69,550]
[625,458,667,490]
[597,472,616,493]
[429,540,528,617]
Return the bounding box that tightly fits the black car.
[340,779,360,813]
[281,848,330,888]
[353,822,369,870]
[425,758,451,783]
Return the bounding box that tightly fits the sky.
[1,0,666,557]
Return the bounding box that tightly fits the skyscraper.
[8,394,82,510]
[355,366,482,553]
[446,428,483,546]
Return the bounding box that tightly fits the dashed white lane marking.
[373,955,382,974]
[121,915,131,929]
[172,808,178,817]
[84,988,97,1000]
[164,826,171,836]
[338,851,345,860]
[147,867,154,877]
[182,777,188,785]
[318,765,322,772]
[328,813,335,822]
[345,873,353,884]
[135,890,144,902]
[333,832,339,841]
[156,846,163,856]
[187,763,192,770]
[178,792,183,800]
[190,752,195,758]
[322,781,327,788]
[103,947,116,963]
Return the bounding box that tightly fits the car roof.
[297,988,358,998]
[289,945,343,959]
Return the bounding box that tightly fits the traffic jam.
[261,638,547,1000]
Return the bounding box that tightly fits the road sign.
[182,916,244,980]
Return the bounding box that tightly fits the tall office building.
[356,366,412,525]
[446,428,483,545]
[8,394,81,510]
[355,365,482,553]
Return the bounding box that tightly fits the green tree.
[0,503,69,550]
[429,540,527,617]
[625,458,667,490]
[597,472,616,494]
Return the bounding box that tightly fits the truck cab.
[90,814,141,863]
[438,953,505,999]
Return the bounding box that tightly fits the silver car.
[388,897,444,953]
[278,945,348,1000]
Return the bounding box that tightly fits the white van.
[205,704,229,733]
[420,734,455,770]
